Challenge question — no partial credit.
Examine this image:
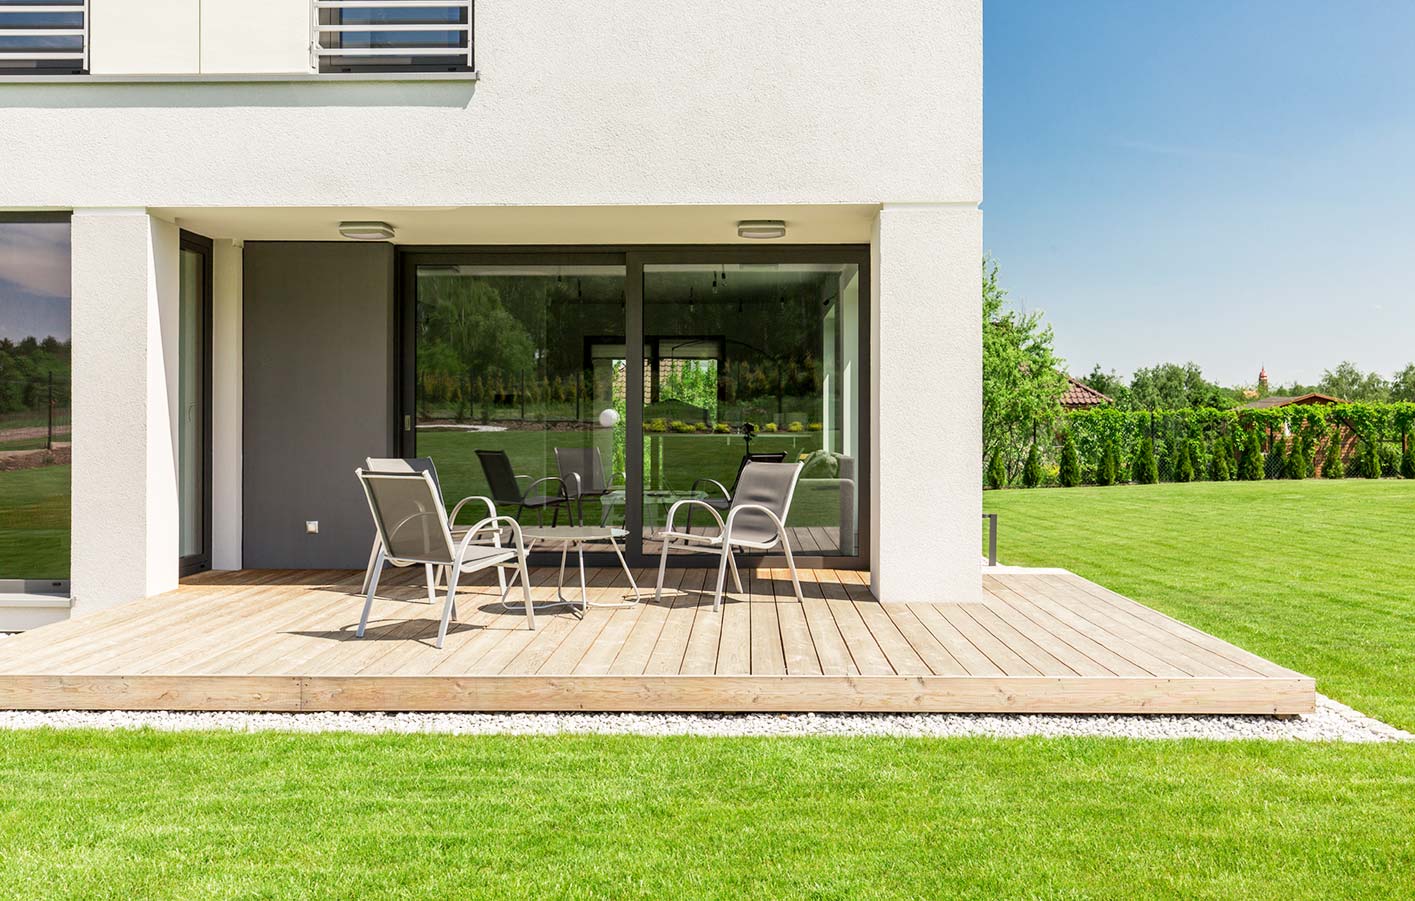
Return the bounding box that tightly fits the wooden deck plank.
[0,566,1314,717]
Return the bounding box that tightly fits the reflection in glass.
[643,263,861,557]
[0,219,72,581]
[178,248,205,560]
[414,265,629,531]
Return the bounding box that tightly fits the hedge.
[991,402,1415,488]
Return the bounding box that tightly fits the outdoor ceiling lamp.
[737,219,787,239]
[338,221,396,241]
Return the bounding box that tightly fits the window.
[0,216,71,589]
[0,0,87,75]
[314,1,472,73]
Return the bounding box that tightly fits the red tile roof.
[1061,376,1113,410]
[1240,392,1346,409]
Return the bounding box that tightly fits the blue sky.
[984,1,1415,387]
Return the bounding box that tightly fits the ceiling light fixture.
[737,220,786,240]
[338,221,396,241]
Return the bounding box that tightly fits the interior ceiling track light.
[338,221,396,241]
[737,219,787,240]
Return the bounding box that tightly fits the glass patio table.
[499,525,642,613]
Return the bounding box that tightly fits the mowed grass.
[985,480,1415,728]
[1,730,1413,900]
[0,463,69,579]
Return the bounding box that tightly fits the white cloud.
[0,222,71,300]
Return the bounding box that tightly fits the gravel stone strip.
[0,695,1407,742]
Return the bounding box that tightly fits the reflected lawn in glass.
[0,463,70,580]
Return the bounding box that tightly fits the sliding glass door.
[401,247,867,568]
[178,232,212,575]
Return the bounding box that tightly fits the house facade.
[0,1,983,626]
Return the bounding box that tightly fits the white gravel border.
[0,694,1407,742]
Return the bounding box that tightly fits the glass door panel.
[178,234,212,573]
[413,264,629,536]
[641,263,861,558]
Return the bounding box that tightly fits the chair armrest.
[724,502,790,547]
[521,476,569,500]
[562,471,585,498]
[661,498,726,536]
[690,477,731,501]
[448,495,497,526]
[456,515,528,557]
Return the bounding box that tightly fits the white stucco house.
[0,0,983,629]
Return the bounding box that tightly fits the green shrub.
[1058,435,1081,488]
[1357,438,1381,479]
[763,422,778,433]
[644,418,668,433]
[1379,442,1401,477]
[1403,440,1415,479]
[1133,436,1159,484]
[1322,435,1345,479]
[1096,439,1119,486]
[1210,438,1232,481]
[714,422,731,434]
[1174,440,1195,483]
[986,453,1007,490]
[1022,442,1043,488]
[1238,429,1264,481]
[1284,438,1306,480]
[669,420,696,433]
[786,421,804,433]
[807,422,823,432]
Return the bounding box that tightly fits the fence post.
[520,370,526,420]
[47,371,54,450]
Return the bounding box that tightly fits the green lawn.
[0,463,70,579]
[985,480,1415,729]
[0,731,1412,900]
[3,480,1415,897]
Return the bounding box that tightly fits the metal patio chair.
[654,461,805,612]
[475,449,574,525]
[356,468,535,648]
[684,451,787,534]
[554,446,621,525]
[360,457,503,600]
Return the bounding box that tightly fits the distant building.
[1241,392,1346,410]
[1258,365,1270,394]
[1060,376,1113,411]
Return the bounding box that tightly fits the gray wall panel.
[243,242,395,568]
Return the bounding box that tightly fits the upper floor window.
[314,1,472,74]
[0,0,87,75]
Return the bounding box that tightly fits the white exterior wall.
[211,239,243,570]
[6,1,981,609]
[70,211,182,612]
[871,205,983,602]
[1,1,980,210]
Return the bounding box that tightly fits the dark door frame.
[179,230,214,577]
[395,244,871,571]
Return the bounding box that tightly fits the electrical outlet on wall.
[305,521,319,534]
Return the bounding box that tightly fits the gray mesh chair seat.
[357,468,535,647]
[362,457,504,600]
[654,461,806,612]
[686,452,787,532]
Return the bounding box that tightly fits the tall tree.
[1128,362,1235,410]
[1390,363,1415,402]
[1080,364,1128,407]
[982,258,1066,473]
[1318,361,1390,402]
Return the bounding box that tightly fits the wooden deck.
[0,567,1314,714]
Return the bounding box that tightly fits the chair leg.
[655,536,672,603]
[517,555,536,630]
[726,549,743,593]
[357,550,386,638]
[713,542,732,613]
[436,566,461,650]
[780,529,805,603]
[361,535,381,595]
[424,564,438,605]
